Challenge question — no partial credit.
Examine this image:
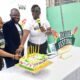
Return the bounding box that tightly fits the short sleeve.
[41,19,50,30]
[23,21,31,31]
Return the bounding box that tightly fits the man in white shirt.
[16,5,51,54]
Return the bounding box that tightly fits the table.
[0,46,80,80]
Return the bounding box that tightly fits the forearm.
[21,30,29,45]
[19,30,29,48]
[0,49,14,58]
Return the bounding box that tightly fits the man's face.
[10,10,20,23]
[32,7,40,20]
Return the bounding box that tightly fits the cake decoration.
[51,27,78,58]
[17,45,52,73]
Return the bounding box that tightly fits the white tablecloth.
[0,46,80,80]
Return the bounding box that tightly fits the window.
[46,0,55,7]
[46,0,80,7]
[55,0,79,6]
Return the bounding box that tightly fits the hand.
[40,26,46,32]
[14,54,21,60]
[16,45,24,55]
[16,47,23,55]
[45,28,52,35]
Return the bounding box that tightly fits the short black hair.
[31,4,41,13]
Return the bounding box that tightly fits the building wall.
[47,3,80,46]
[0,0,46,22]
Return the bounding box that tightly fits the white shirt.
[24,18,50,45]
[15,24,22,40]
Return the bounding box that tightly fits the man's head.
[31,5,41,20]
[10,8,20,23]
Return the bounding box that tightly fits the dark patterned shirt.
[0,30,5,70]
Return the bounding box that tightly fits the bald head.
[10,8,20,23]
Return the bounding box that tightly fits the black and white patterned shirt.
[0,29,5,49]
[0,29,5,70]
